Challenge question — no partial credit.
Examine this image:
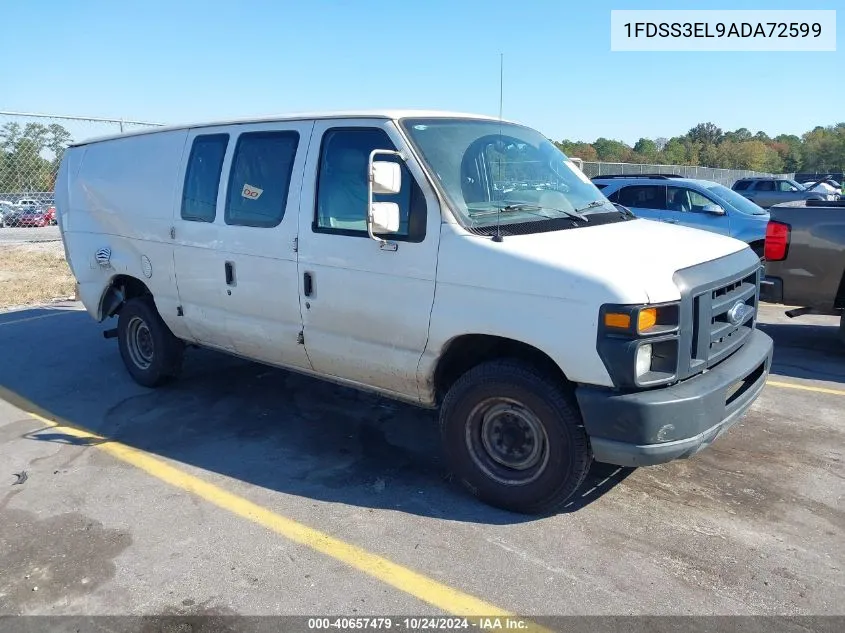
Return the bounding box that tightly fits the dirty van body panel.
[575,247,771,466]
[60,130,191,339]
[172,121,314,370]
[420,220,750,398]
[57,111,776,514]
[579,329,772,466]
[296,119,442,400]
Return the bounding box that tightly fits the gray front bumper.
[576,329,773,467]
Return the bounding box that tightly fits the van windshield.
[400,118,621,231]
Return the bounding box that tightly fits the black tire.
[439,359,592,515]
[117,297,184,387]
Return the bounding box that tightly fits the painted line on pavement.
[0,385,547,628]
[767,379,845,397]
[0,310,78,327]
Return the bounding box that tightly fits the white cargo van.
[56,111,773,514]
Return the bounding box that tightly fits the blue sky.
[1,0,841,144]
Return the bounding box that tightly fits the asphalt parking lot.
[0,302,842,621]
[0,227,60,244]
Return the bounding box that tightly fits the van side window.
[181,134,228,222]
[315,128,426,242]
[225,131,299,228]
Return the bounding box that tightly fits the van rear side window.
[225,131,299,228]
[181,134,229,222]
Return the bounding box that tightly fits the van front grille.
[694,271,758,367]
[673,252,762,380]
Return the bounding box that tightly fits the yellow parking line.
[0,386,545,626]
[767,380,845,397]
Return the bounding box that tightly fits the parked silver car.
[593,174,769,257]
[0,201,16,227]
[732,177,835,209]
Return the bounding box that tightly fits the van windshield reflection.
[400,118,621,231]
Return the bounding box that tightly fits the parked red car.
[17,207,50,227]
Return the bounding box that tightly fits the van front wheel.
[117,298,184,387]
[440,360,592,515]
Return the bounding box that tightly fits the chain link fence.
[1,111,791,235]
[580,161,790,187]
[0,112,161,234]
[0,111,796,307]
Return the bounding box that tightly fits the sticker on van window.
[563,161,592,184]
[241,184,263,200]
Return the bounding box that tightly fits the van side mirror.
[702,203,725,215]
[370,202,400,233]
[367,149,404,248]
[371,161,402,195]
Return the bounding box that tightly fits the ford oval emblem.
[727,301,752,326]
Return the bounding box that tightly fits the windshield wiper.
[498,202,589,222]
[610,202,635,218]
[572,200,613,215]
[468,205,554,220]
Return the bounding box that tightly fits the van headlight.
[635,344,652,377]
[597,303,681,388]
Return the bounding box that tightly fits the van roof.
[69,110,510,147]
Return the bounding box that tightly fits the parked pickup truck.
[733,177,835,209]
[56,110,773,514]
[761,199,845,342]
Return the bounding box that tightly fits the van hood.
[439,218,750,304]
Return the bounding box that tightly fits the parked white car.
[55,111,773,513]
[802,180,842,196]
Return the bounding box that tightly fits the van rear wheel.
[117,297,184,387]
[439,360,592,515]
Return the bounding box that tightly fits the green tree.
[592,137,630,162]
[633,138,658,161]
[661,137,687,164]
[723,127,752,143]
[801,124,845,172]
[687,122,723,146]
[554,140,598,161]
[700,142,725,168]
[0,122,56,192]
[46,124,73,188]
[773,134,803,172]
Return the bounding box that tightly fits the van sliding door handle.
[303,272,313,297]
[224,261,235,285]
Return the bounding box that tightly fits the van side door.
[173,122,314,370]
[296,119,441,401]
